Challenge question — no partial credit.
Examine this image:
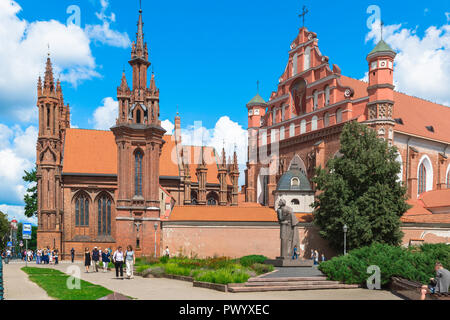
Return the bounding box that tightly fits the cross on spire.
[256,80,260,93]
[380,20,384,41]
[299,5,309,28]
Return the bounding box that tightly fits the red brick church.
[36,8,240,258]
[36,8,450,260]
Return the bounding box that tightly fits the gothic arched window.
[135,150,143,196]
[418,163,427,195]
[300,120,306,134]
[336,108,343,123]
[325,86,331,106]
[311,116,318,131]
[207,192,218,206]
[75,194,89,227]
[98,195,112,236]
[324,112,330,127]
[313,90,319,110]
[291,199,300,205]
[136,109,141,124]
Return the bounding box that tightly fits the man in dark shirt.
[92,247,100,272]
[70,248,75,263]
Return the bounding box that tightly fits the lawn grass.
[22,267,113,300]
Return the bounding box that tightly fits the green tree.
[0,211,11,251]
[17,222,37,251]
[312,121,411,252]
[22,168,37,218]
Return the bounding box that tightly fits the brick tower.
[36,54,70,251]
[111,7,166,256]
[365,40,397,144]
[245,93,266,203]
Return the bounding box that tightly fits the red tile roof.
[339,76,450,143]
[419,189,450,209]
[63,129,223,184]
[63,129,117,175]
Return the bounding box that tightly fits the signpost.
[23,223,32,267]
[7,241,12,248]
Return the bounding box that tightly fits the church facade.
[36,9,240,258]
[243,26,450,246]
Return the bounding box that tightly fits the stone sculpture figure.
[276,199,300,259]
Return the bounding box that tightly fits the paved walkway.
[6,261,402,300]
[2,262,53,300]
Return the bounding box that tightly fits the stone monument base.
[265,258,314,267]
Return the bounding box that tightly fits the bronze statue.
[276,199,300,259]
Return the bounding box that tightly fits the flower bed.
[135,255,274,285]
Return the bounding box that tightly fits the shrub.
[319,243,450,286]
[250,263,274,275]
[159,255,170,264]
[194,269,251,284]
[163,263,192,277]
[148,266,165,278]
[238,255,268,267]
[136,264,152,273]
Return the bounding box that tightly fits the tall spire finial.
[139,0,142,12]
[380,20,384,41]
[256,80,259,94]
[299,5,309,28]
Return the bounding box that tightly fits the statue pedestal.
[265,258,314,267]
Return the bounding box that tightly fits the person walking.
[125,245,135,279]
[84,248,91,273]
[92,247,100,272]
[70,248,75,263]
[101,248,110,273]
[164,246,170,257]
[54,249,59,265]
[36,249,41,264]
[321,253,326,263]
[314,250,319,265]
[310,249,314,261]
[113,246,124,279]
[292,245,299,260]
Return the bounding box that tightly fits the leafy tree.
[22,168,37,218]
[0,211,11,251]
[312,121,411,252]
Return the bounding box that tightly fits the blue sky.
[0,0,449,223]
[8,0,449,129]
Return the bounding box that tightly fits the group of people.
[290,246,326,264]
[310,249,326,265]
[35,247,59,264]
[82,246,136,280]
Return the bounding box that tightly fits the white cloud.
[0,205,37,225]
[0,123,37,205]
[179,116,248,186]
[85,0,131,48]
[366,20,450,106]
[0,0,99,123]
[161,120,175,135]
[92,97,118,130]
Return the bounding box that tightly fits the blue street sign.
[6,242,12,247]
[23,223,32,240]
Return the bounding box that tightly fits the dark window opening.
[135,151,143,196]
[136,109,141,124]
[425,126,434,133]
[75,194,89,227]
[394,118,404,125]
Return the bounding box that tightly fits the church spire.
[44,54,55,92]
[131,6,148,61]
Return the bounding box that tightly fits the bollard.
[0,254,3,300]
